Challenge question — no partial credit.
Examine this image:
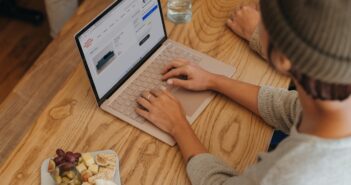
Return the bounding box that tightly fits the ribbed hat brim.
[260,0,351,84]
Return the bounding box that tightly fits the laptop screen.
[76,0,166,101]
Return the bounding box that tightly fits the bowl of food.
[41,149,121,185]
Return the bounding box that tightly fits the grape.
[54,156,64,166]
[73,153,81,159]
[59,162,74,172]
[65,153,76,163]
[56,148,65,157]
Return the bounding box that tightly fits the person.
[135,0,351,184]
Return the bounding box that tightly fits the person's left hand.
[135,87,189,136]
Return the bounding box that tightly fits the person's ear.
[271,50,292,75]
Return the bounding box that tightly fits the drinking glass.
[167,0,192,23]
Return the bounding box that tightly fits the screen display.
[77,0,165,99]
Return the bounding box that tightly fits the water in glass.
[167,0,192,23]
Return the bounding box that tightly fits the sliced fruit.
[96,153,116,166]
[99,167,115,180]
[97,154,116,162]
[48,159,56,173]
[95,155,109,167]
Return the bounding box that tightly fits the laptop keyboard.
[110,43,202,124]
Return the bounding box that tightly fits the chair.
[0,0,44,25]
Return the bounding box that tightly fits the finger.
[150,89,163,97]
[232,6,242,16]
[227,19,237,30]
[141,91,155,102]
[135,107,150,120]
[242,5,249,11]
[227,19,244,38]
[232,6,242,17]
[137,97,152,110]
[166,78,190,89]
[160,86,176,99]
[162,67,188,80]
[226,19,234,28]
[230,12,235,20]
[161,59,189,74]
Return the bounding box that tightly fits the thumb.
[167,78,190,89]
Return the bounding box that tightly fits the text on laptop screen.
[77,0,165,99]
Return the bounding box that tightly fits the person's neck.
[298,97,351,139]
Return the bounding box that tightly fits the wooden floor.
[0,0,52,104]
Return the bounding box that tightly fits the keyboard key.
[110,44,203,123]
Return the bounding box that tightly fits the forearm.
[209,75,260,115]
[172,122,207,162]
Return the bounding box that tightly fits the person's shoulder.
[262,137,351,185]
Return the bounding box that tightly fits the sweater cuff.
[257,86,275,125]
[249,26,264,58]
[186,153,237,185]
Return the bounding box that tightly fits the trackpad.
[172,88,212,117]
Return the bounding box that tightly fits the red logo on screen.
[84,38,93,48]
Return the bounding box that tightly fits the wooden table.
[0,0,289,184]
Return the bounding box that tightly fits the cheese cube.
[88,164,99,174]
[81,153,95,167]
[76,163,87,173]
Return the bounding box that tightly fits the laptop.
[75,0,235,146]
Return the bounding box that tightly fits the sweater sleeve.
[257,86,302,134]
[186,154,257,185]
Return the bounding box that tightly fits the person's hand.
[135,87,189,136]
[161,59,217,91]
[136,88,208,162]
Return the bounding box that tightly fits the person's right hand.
[161,58,217,91]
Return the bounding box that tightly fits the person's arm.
[135,88,207,162]
[162,59,260,116]
[172,120,208,162]
[134,63,303,185]
[134,87,303,185]
[208,74,260,115]
[256,86,302,133]
[249,22,270,60]
[161,59,302,133]
[209,75,302,133]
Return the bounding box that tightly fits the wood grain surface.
[0,0,52,103]
[0,0,112,165]
[0,0,290,184]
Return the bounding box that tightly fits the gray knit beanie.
[260,0,351,84]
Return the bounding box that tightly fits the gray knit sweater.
[186,86,351,185]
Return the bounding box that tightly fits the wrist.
[171,119,192,140]
[207,74,223,91]
[172,120,208,163]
